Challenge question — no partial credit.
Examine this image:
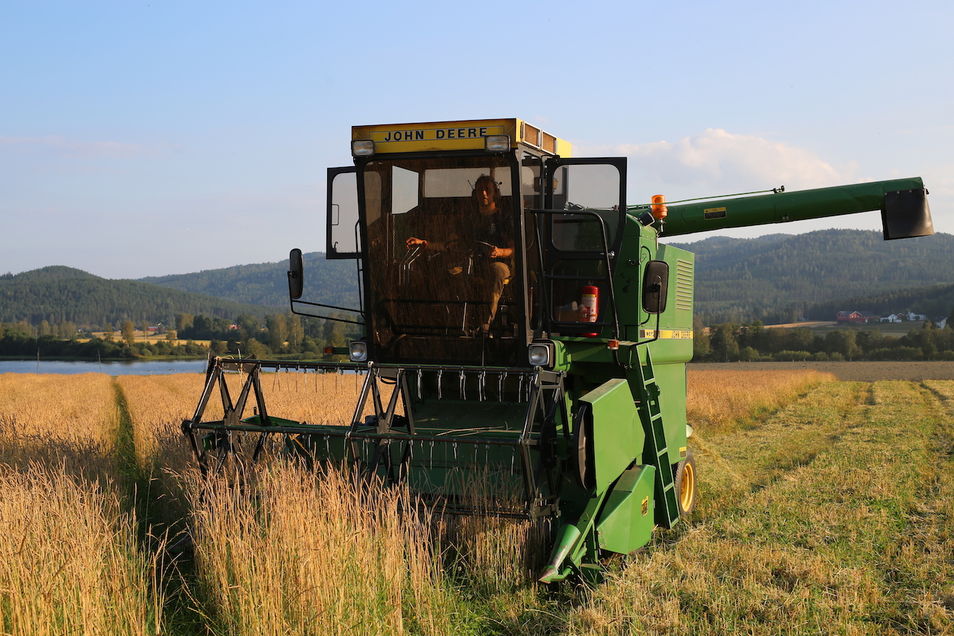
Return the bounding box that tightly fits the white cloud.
[581,128,855,204]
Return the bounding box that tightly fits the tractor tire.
[674,450,697,517]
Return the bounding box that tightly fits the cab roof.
[352,118,572,156]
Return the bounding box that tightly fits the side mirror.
[642,260,669,314]
[288,249,303,300]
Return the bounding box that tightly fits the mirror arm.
[288,299,365,326]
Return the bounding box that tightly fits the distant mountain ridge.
[139,252,359,310]
[5,230,951,328]
[0,266,272,326]
[668,229,954,323]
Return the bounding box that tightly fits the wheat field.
[1,367,951,634]
[0,374,163,635]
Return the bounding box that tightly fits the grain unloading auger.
[182,118,934,582]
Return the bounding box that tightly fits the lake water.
[0,359,208,375]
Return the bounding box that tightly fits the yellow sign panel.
[638,329,694,340]
[352,118,572,156]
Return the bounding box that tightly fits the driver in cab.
[405,174,513,333]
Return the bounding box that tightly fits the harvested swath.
[696,360,954,381]
[569,381,954,634]
[687,368,836,432]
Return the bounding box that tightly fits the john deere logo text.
[379,126,493,142]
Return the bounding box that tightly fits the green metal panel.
[596,464,655,554]
[656,177,925,237]
[579,378,643,494]
[655,243,695,336]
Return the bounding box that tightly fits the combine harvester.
[183,118,934,582]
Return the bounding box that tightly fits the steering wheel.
[473,241,494,259]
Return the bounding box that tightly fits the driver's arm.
[406,236,450,251]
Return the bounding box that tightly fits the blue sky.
[2,0,951,278]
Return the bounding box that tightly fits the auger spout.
[643,177,933,240]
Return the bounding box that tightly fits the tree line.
[173,312,359,359]
[0,311,360,361]
[694,316,954,362]
[0,324,207,360]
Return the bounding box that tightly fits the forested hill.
[136,232,952,325]
[12,231,941,328]
[0,266,272,325]
[140,252,360,309]
[667,229,954,323]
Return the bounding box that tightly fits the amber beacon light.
[651,194,668,221]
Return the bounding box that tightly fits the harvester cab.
[183,118,934,583]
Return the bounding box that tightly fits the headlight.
[349,341,368,362]
[485,135,510,152]
[351,140,375,156]
[528,342,553,368]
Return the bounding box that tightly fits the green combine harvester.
[183,118,934,582]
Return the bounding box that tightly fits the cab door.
[540,157,627,337]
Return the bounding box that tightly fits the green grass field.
[570,380,954,634]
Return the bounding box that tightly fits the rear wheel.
[674,451,697,516]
